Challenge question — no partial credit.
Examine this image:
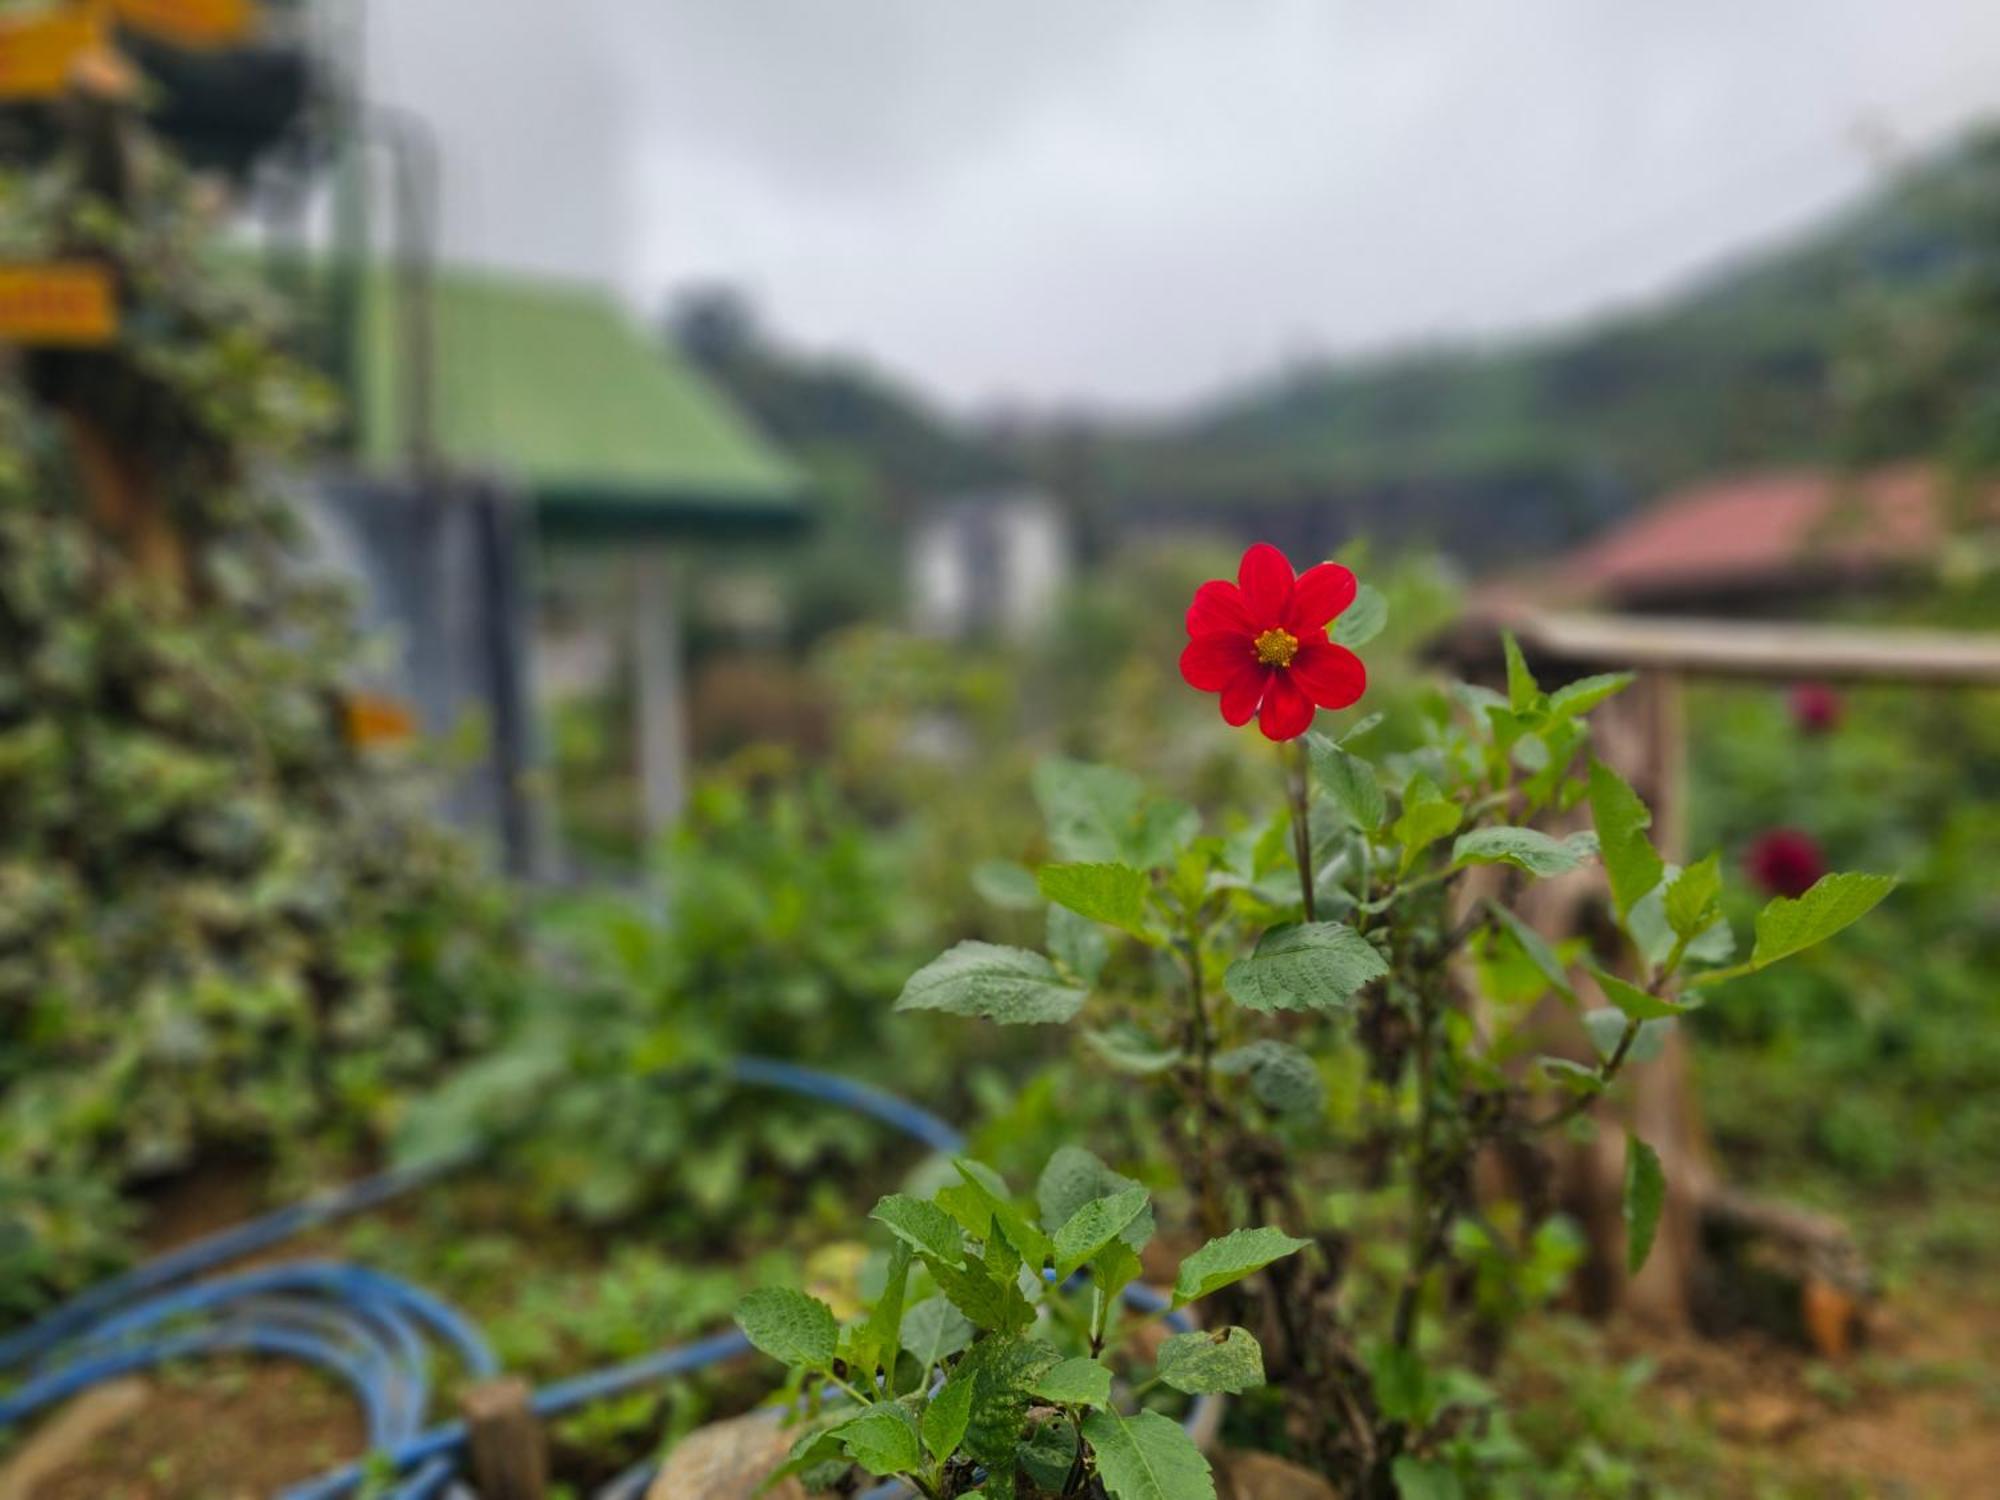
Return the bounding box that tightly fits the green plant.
[734,1149,1306,1498]
[885,565,1893,1491]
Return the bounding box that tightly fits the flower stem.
[1288,738,1316,922]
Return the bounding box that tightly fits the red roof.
[1557,467,1982,605]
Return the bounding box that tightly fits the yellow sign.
[0,263,118,345]
[112,0,257,48]
[0,8,100,99]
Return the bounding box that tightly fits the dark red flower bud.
[1745,828,1825,899]
[1789,682,1843,735]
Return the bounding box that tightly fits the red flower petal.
[1220,663,1269,726]
[1180,633,1254,692]
[1286,562,1358,632]
[1185,579,1255,638]
[1289,641,1367,709]
[1237,544,1294,625]
[1258,670,1315,740]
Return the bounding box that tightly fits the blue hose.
[0,1057,1214,1499]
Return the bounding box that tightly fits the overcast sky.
[363,2,2000,412]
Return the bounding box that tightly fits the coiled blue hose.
[0,1056,1214,1499]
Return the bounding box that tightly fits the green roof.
[351,266,808,539]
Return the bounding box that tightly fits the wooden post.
[634,552,688,835]
[458,1376,548,1500]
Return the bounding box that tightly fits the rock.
[1215,1449,1342,1500]
[646,1412,807,1500]
[0,1377,151,1498]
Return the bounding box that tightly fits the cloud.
[371,1,2000,410]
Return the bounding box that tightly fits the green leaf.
[1547,672,1634,718]
[950,1159,1054,1268]
[1155,1327,1266,1394]
[1084,1024,1183,1075]
[1538,1056,1603,1095]
[895,942,1087,1025]
[829,1403,923,1476]
[1033,757,1146,864]
[871,1194,967,1268]
[1392,1457,1466,1500]
[1587,759,1665,920]
[929,1254,1037,1333]
[1662,852,1723,940]
[1048,904,1110,985]
[1037,1147,1153,1249]
[1032,1356,1112,1407]
[1172,1226,1312,1309]
[1331,583,1388,647]
[1747,872,1897,971]
[1224,922,1388,1013]
[854,1240,912,1378]
[1624,1134,1665,1275]
[1369,1342,1435,1426]
[1081,1407,1216,1500]
[1307,732,1387,831]
[971,859,1042,910]
[1393,774,1463,874]
[1503,631,1539,711]
[900,1295,974,1373]
[733,1288,838,1371]
[1583,1008,1671,1064]
[1486,902,1573,1002]
[1591,968,1697,1022]
[1214,1039,1323,1114]
[1051,1184,1152,1279]
[923,1366,975,1460]
[1451,826,1585,878]
[956,1334,1063,1485]
[1037,862,1151,938]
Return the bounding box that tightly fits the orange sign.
[0,263,117,345]
[112,0,257,48]
[0,8,101,98]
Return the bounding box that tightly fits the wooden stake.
[458,1377,548,1500]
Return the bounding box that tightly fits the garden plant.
[739,544,1895,1497]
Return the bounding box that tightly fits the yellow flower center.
[1253,627,1299,667]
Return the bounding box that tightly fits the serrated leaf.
[1624,1134,1665,1275]
[1172,1226,1312,1308]
[1548,672,1634,718]
[901,1295,974,1373]
[957,1334,1063,1481]
[872,1193,967,1268]
[854,1240,912,1378]
[1084,1024,1183,1075]
[1331,583,1388,647]
[923,1366,975,1460]
[1036,1147,1153,1248]
[1032,1356,1112,1407]
[1587,759,1665,921]
[734,1287,838,1371]
[1214,1039,1323,1114]
[1156,1327,1266,1394]
[1048,904,1110,984]
[1748,872,1896,971]
[1393,774,1463,873]
[1451,826,1585,878]
[1038,861,1151,939]
[829,1402,923,1476]
[1662,852,1722,940]
[1503,631,1539,711]
[971,859,1042,910]
[1082,1407,1216,1500]
[951,1159,1054,1268]
[1308,732,1387,831]
[930,1254,1036,1333]
[1486,902,1573,1002]
[895,942,1087,1025]
[1629,872,1735,969]
[1224,922,1388,1013]
[1591,968,1697,1021]
[1052,1184,1151,1280]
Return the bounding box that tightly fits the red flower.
[1745,828,1825,899]
[1789,681,1843,735]
[1179,543,1367,741]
